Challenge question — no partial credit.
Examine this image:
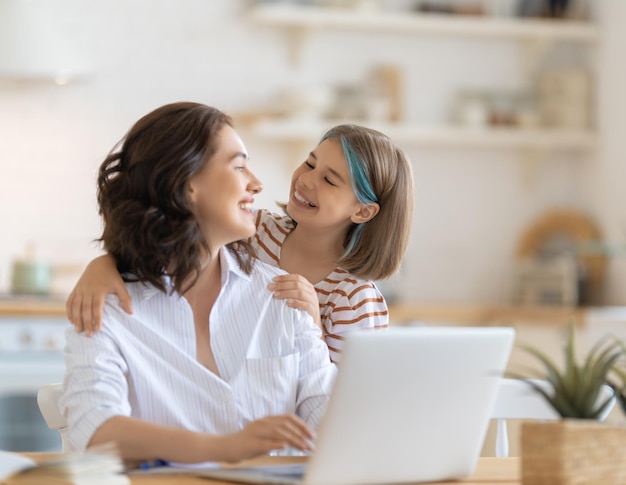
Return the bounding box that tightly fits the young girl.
[67,124,414,362]
[61,102,336,464]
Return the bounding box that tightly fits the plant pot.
[521,420,626,485]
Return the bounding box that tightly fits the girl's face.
[287,137,377,234]
[187,125,262,249]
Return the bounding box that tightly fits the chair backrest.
[491,378,616,457]
[37,383,68,451]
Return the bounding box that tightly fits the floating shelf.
[249,118,597,151]
[246,4,597,159]
[249,4,599,43]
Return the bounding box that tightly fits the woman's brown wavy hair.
[97,102,255,295]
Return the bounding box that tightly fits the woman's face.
[287,137,370,233]
[187,125,262,250]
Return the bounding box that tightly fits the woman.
[68,124,414,363]
[60,102,337,465]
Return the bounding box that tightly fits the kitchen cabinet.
[0,302,67,452]
[246,3,598,154]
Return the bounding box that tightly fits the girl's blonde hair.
[322,124,414,280]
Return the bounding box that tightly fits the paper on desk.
[130,460,221,475]
[0,443,130,485]
[170,461,221,469]
[0,451,36,480]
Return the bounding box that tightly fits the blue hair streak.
[320,126,378,257]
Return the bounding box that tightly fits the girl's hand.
[268,274,322,330]
[218,415,315,463]
[66,254,132,336]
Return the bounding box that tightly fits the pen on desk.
[140,459,169,470]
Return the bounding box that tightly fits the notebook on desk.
[151,326,515,485]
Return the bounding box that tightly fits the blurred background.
[2,0,626,455]
[0,0,625,307]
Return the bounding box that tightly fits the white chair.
[37,382,69,451]
[491,378,616,457]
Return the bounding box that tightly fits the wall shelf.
[249,118,596,151]
[246,3,597,168]
[249,4,599,43]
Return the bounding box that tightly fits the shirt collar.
[220,245,252,283]
[137,246,252,302]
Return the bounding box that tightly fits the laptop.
[145,326,515,485]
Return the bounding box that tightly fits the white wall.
[587,1,626,304]
[0,0,623,304]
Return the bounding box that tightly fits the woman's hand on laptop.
[219,415,315,463]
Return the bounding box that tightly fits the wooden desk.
[128,457,520,484]
[22,454,519,484]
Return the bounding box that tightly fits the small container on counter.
[10,244,52,296]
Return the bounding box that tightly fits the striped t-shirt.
[250,209,388,363]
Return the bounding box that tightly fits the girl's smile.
[287,138,364,231]
[292,190,317,209]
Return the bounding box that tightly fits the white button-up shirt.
[61,248,337,451]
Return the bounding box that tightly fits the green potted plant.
[516,322,626,485]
